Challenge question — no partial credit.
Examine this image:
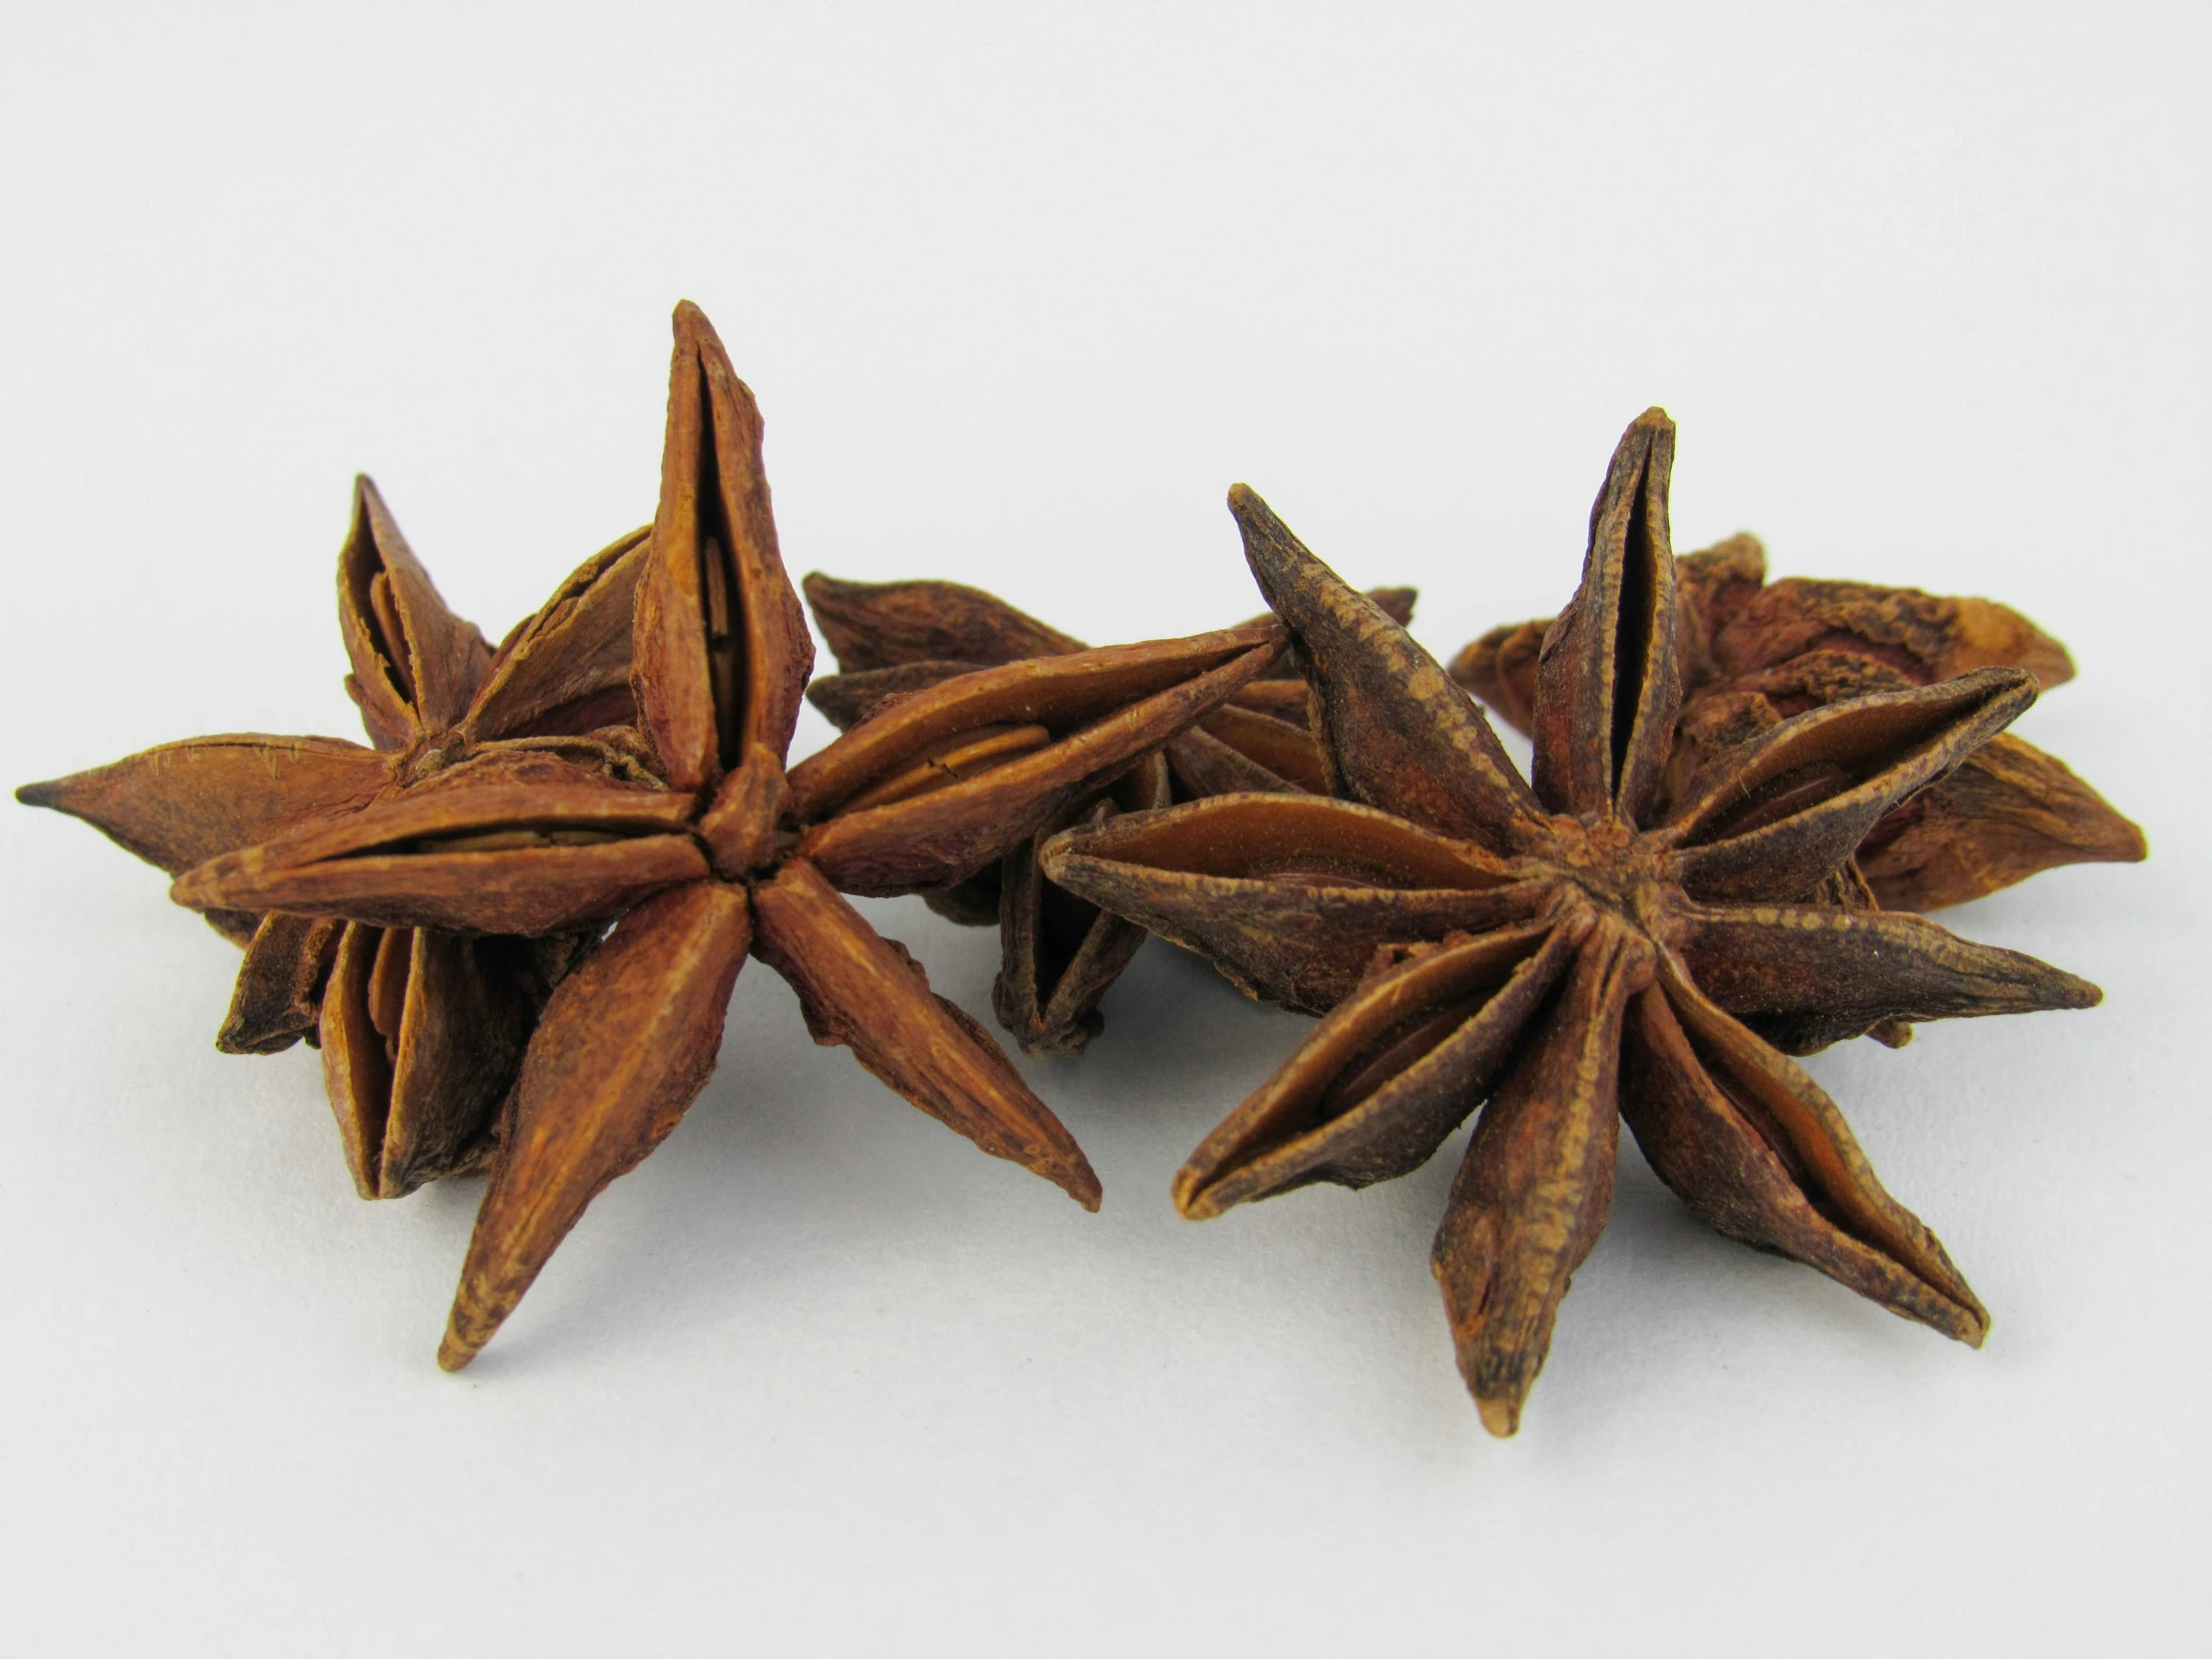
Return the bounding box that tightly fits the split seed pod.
[173,300,1287,1368]
[1045,410,2100,1433]
[802,574,1414,1052]
[20,485,653,1198]
[1451,534,2146,910]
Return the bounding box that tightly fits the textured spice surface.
[804,575,1414,1053]
[163,302,1286,1368]
[18,492,655,1198]
[1044,409,2101,1434]
[1451,535,2146,910]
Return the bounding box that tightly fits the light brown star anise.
[801,575,1414,1053]
[1041,409,2101,1434]
[170,301,1286,1369]
[18,483,652,1198]
[1453,533,2146,910]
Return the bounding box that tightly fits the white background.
[2,4,2204,1653]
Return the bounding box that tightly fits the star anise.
[18,483,653,1197]
[170,301,1286,1369]
[805,572,1413,800]
[1453,533,2146,910]
[1041,408,2101,1434]
[801,574,1414,1053]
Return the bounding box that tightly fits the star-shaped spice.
[18,482,653,1198]
[1042,409,2100,1434]
[1453,533,2146,910]
[172,301,1286,1369]
[801,574,1414,1053]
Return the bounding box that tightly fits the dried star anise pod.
[1452,533,2146,911]
[18,482,652,1198]
[170,301,1286,1369]
[1041,409,2101,1434]
[805,572,1414,801]
[801,574,1414,1054]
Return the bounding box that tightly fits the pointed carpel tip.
[1226,485,1285,540]
[168,866,222,911]
[15,778,60,809]
[1057,1157,1104,1213]
[351,475,389,523]
[1477,1394,1522,1438]
[1634,405,1674,432]
[436,1331,480,1373]
[1034,831,1076,882]
[671,298,729,362]
[1169,1163,1223,1221]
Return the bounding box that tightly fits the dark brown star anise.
[169,301,1286,1369]
[1041,409,2101,1434]
[1453,532,2146,910]
[18,483,652,1198]
[801,574,1414,1053]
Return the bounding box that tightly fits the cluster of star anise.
[20,302,1285,1369]
[20,307,2134,1433]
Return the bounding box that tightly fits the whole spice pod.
[18,486,655,1199]
[166,300,1290,1369]
[1043,409,2105,1435]
[802,573,1416,1053]
[1451,535,2146,911]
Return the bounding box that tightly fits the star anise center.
[1036,405,2104,1435]
[1530,814,1674,925]
[391,729,474,787]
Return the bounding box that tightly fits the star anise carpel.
[19,474,653,1200]
[1042,407,2101,1434]
[167,300,1287,1369]
[805,571,1412,801]
[801,572,1414,1053]
[1453,531,2146,911]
